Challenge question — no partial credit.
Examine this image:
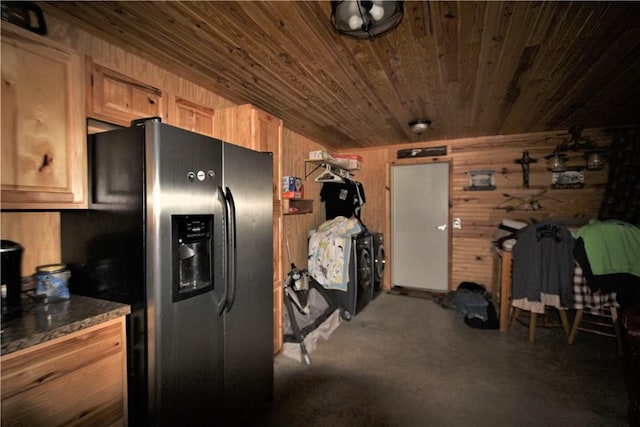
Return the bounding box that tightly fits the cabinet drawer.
[1,318,127,426]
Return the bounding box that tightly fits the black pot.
[1,240,23,320]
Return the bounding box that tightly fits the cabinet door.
[214,105,284,353]
[260,111,284,354]
[1,318,128,426]
[1,24,86,209]
[87,59,163,126]
[258,110,284,354]
[273,212,284,354]
[167,95,215,136]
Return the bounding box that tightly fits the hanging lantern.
[585,149,607,170]
[545,152,568,172]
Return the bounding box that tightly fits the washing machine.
[371,232,385,298]
[327,232,374,320]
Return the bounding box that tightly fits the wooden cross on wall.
[514,151,538,188]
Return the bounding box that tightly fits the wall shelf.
[304,159,356,180]
[283,199,313,215]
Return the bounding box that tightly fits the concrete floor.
[252,292,629,426]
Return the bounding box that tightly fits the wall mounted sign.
[397,146,447,159]
[1,2,47,34]
[551,167,584,189]
[466,169,496,191]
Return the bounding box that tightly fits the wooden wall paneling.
[281,129,326,272]
[339,148,389,236]
[0,212,61,277]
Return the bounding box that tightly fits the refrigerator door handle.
[215,186,229,315]
[224,186,237,312]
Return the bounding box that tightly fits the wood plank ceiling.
[41,1,640,151]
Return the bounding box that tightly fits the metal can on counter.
[34,264,71,301]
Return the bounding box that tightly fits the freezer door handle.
[215,186,229,315]
[224,186,237,312]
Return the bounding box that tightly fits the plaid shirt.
[573,262,618,314]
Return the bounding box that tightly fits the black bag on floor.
[464,300,499,329]
[457,281,499,330]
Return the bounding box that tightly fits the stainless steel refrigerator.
[61,118,273,426]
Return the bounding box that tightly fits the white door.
[391,162,449,291]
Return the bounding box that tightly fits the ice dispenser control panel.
[172,215,214,302]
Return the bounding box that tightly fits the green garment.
[572,219,640,277]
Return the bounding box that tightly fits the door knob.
[437,224,447,231]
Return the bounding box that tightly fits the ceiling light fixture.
[331,1,404,40]
[409,119,431,134]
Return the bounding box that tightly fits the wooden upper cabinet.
[167,95,215,137]
[1,23,86,209]
[87,58,163,127]
[214,105,281,151]
[214,105,283,197]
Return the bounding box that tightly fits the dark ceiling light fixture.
[330,1,404,40]
[546,126,607,171]
[409,119,431,135]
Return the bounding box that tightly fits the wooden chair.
[510,305,571,343]
[568,263,623,354]
[509,223,575,343]
[569,306,623,354]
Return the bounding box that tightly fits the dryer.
[372,232,385,298]
[327,232,374,320]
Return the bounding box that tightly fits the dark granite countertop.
[1,294,130,356]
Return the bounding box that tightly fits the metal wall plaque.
[1,2,47,35]
[551,168,584,189]
[397,146,447,159]
[466,169,496,191]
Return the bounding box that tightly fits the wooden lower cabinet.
[1,318,128,427]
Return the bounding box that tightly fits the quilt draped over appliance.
[308,216,363,291]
